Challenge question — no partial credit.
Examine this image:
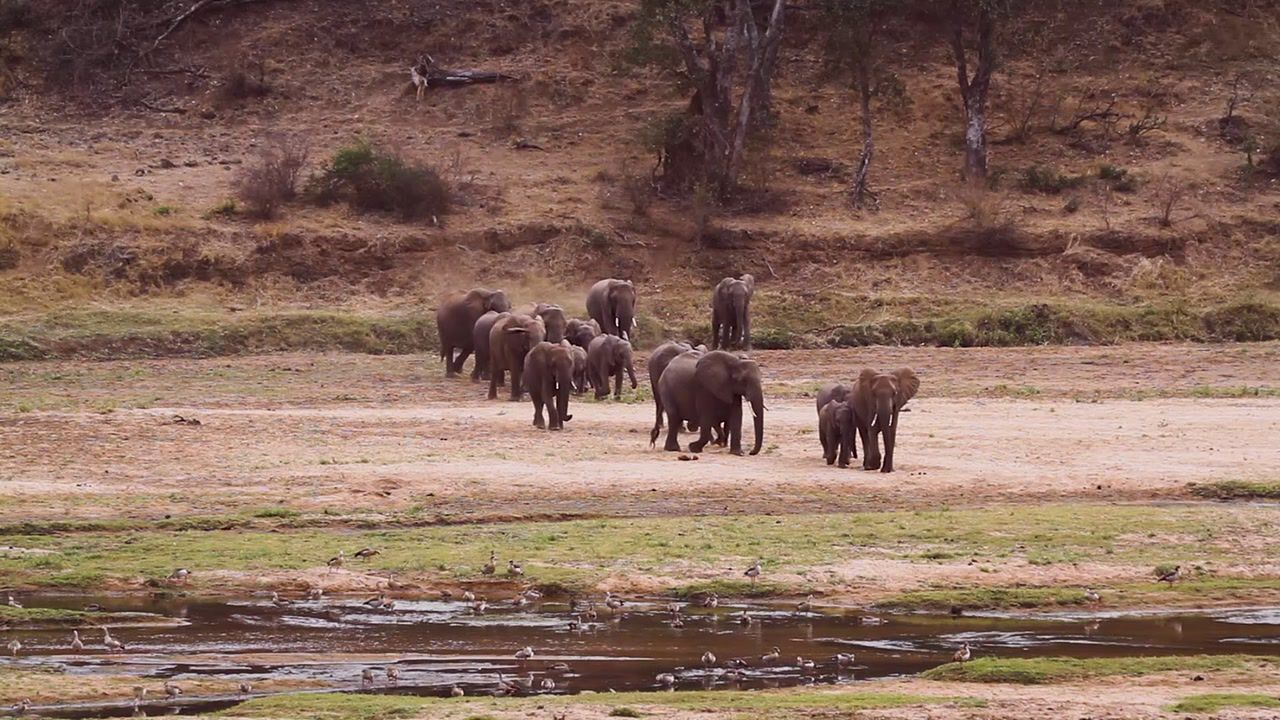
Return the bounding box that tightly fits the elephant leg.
[837,431,851,469]
[742,312,751,351]
[532,392,546,429]
[728,401,744,456]
[488,362,501,400]
[863,426,882,471]
[509,366,524,401]
[821,425,835,465]
[711,312,720,350]
[443,346,456,377]
[663,409,683,452]
[688,409,714,453]
[451,347,472,375]
[613,370,623,400]
[654,397,664,433]
[880,419,897,473]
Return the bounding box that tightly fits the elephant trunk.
[748,389,765,456]
[875,394,894,430]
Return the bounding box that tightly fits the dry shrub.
[1128,256,1191,293]
[621,172,654,216]
[221,60,271,101]
[490,85,529,137]
[955,183,1010,230]
[1151,175,1194,228]
[234,134,310,219]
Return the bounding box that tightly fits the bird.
[363,593,386,609]
[953,642,972,663]
[270,592,293,608]
[6,594,21,608]
[567,617,581,631]
[701,593,719,609]
[462,590,475,602]
[360,668,375,686]
[1157,565,1181,583]
[522,588,544,600]
[1084,588,1102,604]
[481,551,496,575]
[656,672,677,687]
[10,699,31,715]
[515,595,530,609]
[103,628,125,653]
[665,602,683,616]
[834,652,856,668]
[796,656,816,671]
[744,560,762,582]
[796,594,815,613]
[584,603,598,621]
[539,677,555,692]
[354,547,380,560]
[547,662,571,672]
[736,610,753,626]
[238,682,252,695]
[386,667,400,684]
[669,616,685,628]
[82,603,104,612]
[6,639,20,657]
[728,657,749,669]
[515,646,535,660]
[449,685,465,697]
[381,598,397,611]
[133,686,148,701]
[306,587,323,602]
[70,630,84,652]
[761,647,781,663]
[327,551,345,573]
[168,568,191,583]
[471,597,488,614]
[701,650,716,667]
[507,559,524,577]
[605,593,624,614]
[163,681,182,700]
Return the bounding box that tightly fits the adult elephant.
[534,303,568,344]
[850,368,920,473]
[816,383,857,462]
[523,341,574,430]
[654,350,764,457]
[648,341,696,432]
[566,318,601,349]
[436,288,511,377]
[488,314,546,401]
[471,310,508,382]
[710,274,754,351]
[586,279,637,341]
[586,334,638,400]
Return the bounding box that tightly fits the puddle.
[4,595,1280,717]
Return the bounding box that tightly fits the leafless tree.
[947,0,1018,182]
[1222,72,1255,126]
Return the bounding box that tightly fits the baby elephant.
[586,334,638,400]
[818,399,856,468]
[565,341,589,395]
[523,341,575,430]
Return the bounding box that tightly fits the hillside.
[1,0,1278,358]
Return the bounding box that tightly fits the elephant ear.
[742,274,755,291]
[695,356,735,404]
[857,368,878,391]
[894,368,920,407]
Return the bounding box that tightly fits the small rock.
[157,158,176,169]
[135,168,147,176]
[677,454,699,462]
[110,174,119,182]
[199,109,217,120]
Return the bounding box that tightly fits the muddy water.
[5,595,1280,716]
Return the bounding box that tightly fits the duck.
[481,551,497,575]
[6,639,20,657]
[1157,565,1181,583]
[834,652,856,668]
[70,630,84,652]
[761,646,781,663]
[270,592,293,608]
[539,677,556,692]
[471,597,488,614]
[360,668,375,686]
[326,550,345,573]
[449,685,465,697]
[655,672,677,687]
[462,590,476,602]
[354,547,380,560]
[102,628,126,653]
[163,681,182,700]
[567,617,581,631]
[507,560,524,577]
[953,642,972,663]
[547,662,571,672]
[515,646,535,660]
[669,616,685,628]
[584,603,598,621]
[796,656,816,671]
[386,667,400,684]
[796,594,815,613]
[238,682,252,695]
[133,686,148,701]
[522,588,544,601]
[701,650,716,667]
[604,593,624,614]
[380,598,396,611]
[1084,587,1102,604]
[728,657,750,669]
[6,594,21,609]
[665,602,683,616]
[306,587,324,602]
[168,568,191,583]
[363,593,386,609]
[736,610,753,626]
[515,595,530,609]
[11,699,31,716]
[701,593,719,609]
[744,560,762,582]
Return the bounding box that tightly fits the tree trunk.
[850,56,875,208]
[949,0,996,183]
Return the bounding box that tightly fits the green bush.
[1098,164,1139,192]
[306,139,449,221]
[750,327,795,349]
[1019,165,1086,194]
[1202,302,1280,341]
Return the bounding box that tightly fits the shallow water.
[5,594,1280,716]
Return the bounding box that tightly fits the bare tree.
[947,0,1011,182]
[643,0,788,197]
[1222,72,1255,126]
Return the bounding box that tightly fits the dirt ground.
[2,342,1278,523]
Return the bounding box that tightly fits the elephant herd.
[435,278,918,472]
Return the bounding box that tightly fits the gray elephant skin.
[586,279,637,341]
[534,303,568,344]
[488,314,547,401]
[710,274,754,351]
[586,334,638,400]
[850,368,920,473]
[436,288,511,377]
[523,341,575,430]
[654,350,764,456]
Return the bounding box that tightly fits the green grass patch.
[875,587,1090,611]
[1189,480,1280,501]
[922,655,1276,684]
[0,605,138,628]
[1169,693,1280,713]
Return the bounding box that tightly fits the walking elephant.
[654,350,764,456]
[816,383,857,462]
[471,310,507,382]
[488,314,546,401]
[436,288,511,377]
[818,399,856,468]
[850,368,920,473]
[648,341,697,432]
[710,274,754,351]
[586,334,638,400]
[566,318,601,349]
[586,279,637,341]
[566,341,589,394]
[534,303,568,344]
[523,342,574,430]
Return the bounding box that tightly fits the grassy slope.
[923,655,1278,684]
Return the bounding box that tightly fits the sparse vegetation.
[1170,693,1280,713]
[1189,481,1280,501]
[306,139,449,222]
[1019,165,1086,194]
[924,655,1276,684]
[235,134,310,219]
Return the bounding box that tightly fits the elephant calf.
[566,318,601,349]
[816,383,857,464]
[566,342,589,395]
[818,399,856,468]
[523,342,574,430]
[586,334,638,400]
[850,368,920,473]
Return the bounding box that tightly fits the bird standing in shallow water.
[1084,588,1101,604]
[656,672,676,687]
[761,647,781,663]
[271,592,292,608]
[796,594,815,613]
[360,668,375,686]
[514,646,534,660]
[103,628,125,653]
[701,650,716,667]
[6,639,20,657]
[363,593,386,609]
[386,667,400,684]
[744,560,761,582]
[953,642,972,663]
[701,593,719,609]
[6,594,21,608]
[796,656,816,671]
[70,630,84,652]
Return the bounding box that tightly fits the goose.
[238,682,252,695]
[462,590,476,602]
[6,639,20,657]
[796,656,816,671]
[736,610,753,626]
[1084,588,1101,604]
[507,560,524,577]
[953,642,972,663]
[360,668,375,686]
[133,686,148,701]
[439,590,454,600]
[669,616,685,628]
[471,597,488,614]
[761,647,781,663]
[656,672,677,687]
[495,672,521,695]
[103,628,126,653]
[168,568,191,583]
[83,603,104,612]
[270,592,293,608]
[6,594,21,608]
[11,699,31,715]
[449,685,465,697]
[604,593,624,614]
[834,652,856,668]
[567,617,581,631]
[522,588,544,601]
[380,598,397,611]
[515,595,530,609]
[163,681,182,700]
[481,551,497,575]
[728,657,750,669]
[744,560,761,582]
[386,667,400,684]
[354,547,380,560]
[306,587,324,602]
[363,593,386,609]
[665,602,683,616]
[796,594,815,613]
[327,551,345,573]
[1157,565,1181,583]
[70,630,84,652]
[514,646,535,660]
[539,677,556,692]
[584,603,598,621]
[512,672,536,692]
[701,650,716,667]
[701,593,719,609]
